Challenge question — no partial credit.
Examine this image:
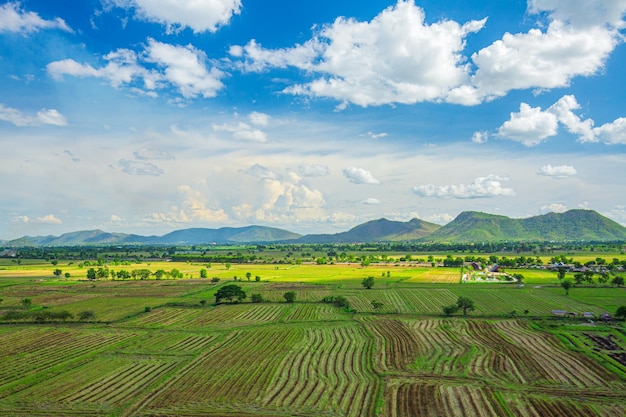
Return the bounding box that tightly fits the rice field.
[0,262,624,416]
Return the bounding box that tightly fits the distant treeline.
[2,241,624,262]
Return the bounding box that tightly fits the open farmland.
[0,258,625,416]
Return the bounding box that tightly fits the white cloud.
[119,159,164,176]
[469,21,617,101]
[425,213,455,224]
[297,164,330,177]
[361,198,381,205]
[145,39,224,98]
[343,167,381,184]
[528,0,626,29]
[105,0,241,33]
[367,131,388,139]
[232,1,486,107]
[593,118,626,145]
[13,214,62,224]
[471,131,488,144]
[47,39,225,100]
[0,104,67,127]
[494,95,626,146]
[110,214,123,222]
[496,103,559,146]
[0,2,72,34]
[248,111,270,126]
[213,121,267,142]
[537,164,577,178]
[413,175,515,199]
[540,203,568,213]
[229,0,626,107]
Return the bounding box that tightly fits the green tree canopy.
[561,278,574,295]
[215,284,246,304]
[362,276,375,289]
[284,291,296,303]
[456,297,475,316]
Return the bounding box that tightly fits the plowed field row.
[60,359,180,406]
[283,304,346,322]
[125,305,287,329]
[144,328,301,410]
[262,324,378,417]
[0,329,135,387]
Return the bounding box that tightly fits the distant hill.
[3,210,625,246]
[157,226,301,244]
[422,209,626,242]
[4,226,301,247]
[297,218,440,243]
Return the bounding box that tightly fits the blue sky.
[1,0,625,239]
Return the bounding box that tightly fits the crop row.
[125,305,288,329]
[364,317,620,390]
[143,328,302,411]
[283,303,346,322]
[0,328,135,389]
[262,323,379,417]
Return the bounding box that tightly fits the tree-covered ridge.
[423,210,626,242]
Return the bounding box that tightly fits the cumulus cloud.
[343,167,381,184]
[231,1,485,107]
[469,22,617,101]
[47,38,225,100]
[540,203,568,213]
[119,159,164,176]
[413,175,515,199]
[471,131,488,144]
[537,164,577,178]
[297,164,330,177]
[528,0,626,29]
[495,95,626,146]
[227,0,626,107]
[104,0,241,33]
[0,2,72,34]
[0,104,67,127]
[496,103,558,146]
[13,214,62,224]
[248,111,270,126]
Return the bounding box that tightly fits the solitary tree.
[21,298,32,308]
[557,268,566,281]
[456,297,475,316]
[246,272,252,281]
[200,268,208,278]
[561,278,573,295]
[284,291,296,303]
[371,300,384,310]
[53,269,63,277]
[251,294,264,303]
[362,276,375,289]
[443,304,459,316]
[215,284,246,304]
[615,306,626,319]
[199,300,207,307]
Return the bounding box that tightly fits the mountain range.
[2,210,626,247]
